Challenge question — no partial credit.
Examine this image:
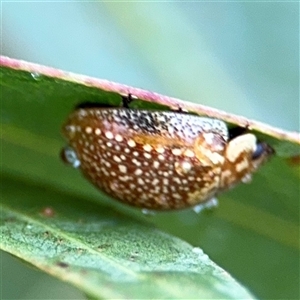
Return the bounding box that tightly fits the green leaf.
[1,175,255,299]
[1,56,299,299]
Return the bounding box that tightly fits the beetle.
[61,96,274,210]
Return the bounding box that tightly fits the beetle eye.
[252,142,268,160]
[252,143,265,159]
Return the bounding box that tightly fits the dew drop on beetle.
[192,197,218,214]
[61,100,274,211]
[60,146,81,168]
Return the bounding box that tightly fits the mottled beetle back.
[61,107,273,210]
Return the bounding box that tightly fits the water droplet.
[26,224,32,229]
[192,197,218,214]
[201,253,210,262]
[60,146,81,168]
[192,247,210,262]
[242,174,252,184]
[30,72,41,80]
[141,208,156,216]
[192,247,204,255]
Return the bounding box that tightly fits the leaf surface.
[1,176,255,299]
[1,56,299,299]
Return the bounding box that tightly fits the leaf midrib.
[0,202,140,278]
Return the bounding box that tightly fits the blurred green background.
[1,1,299,299]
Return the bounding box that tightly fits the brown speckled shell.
[61,108,272,210]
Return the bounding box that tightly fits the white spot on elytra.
[162,186,168,193]
[129,183,136,190]
[158,154,165,161]
[118,165,127,173]
[78,109,87,118]
[128,139,136,147]
[137,178,144,185]
[105,131,114,139]
[156,146,165,154]
[153,186,160,194]
[104,161,111,168]
[115,134,123,142]
[119,176,130,182]
[175,161,192,175]
[181,161,192,172]
[132,159,141,166]
[173,177,181,184]
[95,128,101,135]
[172,148,182,156]
[184,149,195,157]
[85,127,92,134]
[152,178,159,185]
[143,144,152,152]
[153,161,160,168]
[173,193,181,200]
[65,125,76,134]
[135,169,143,176]
[143,153,152,159]
[113,155,122,163]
